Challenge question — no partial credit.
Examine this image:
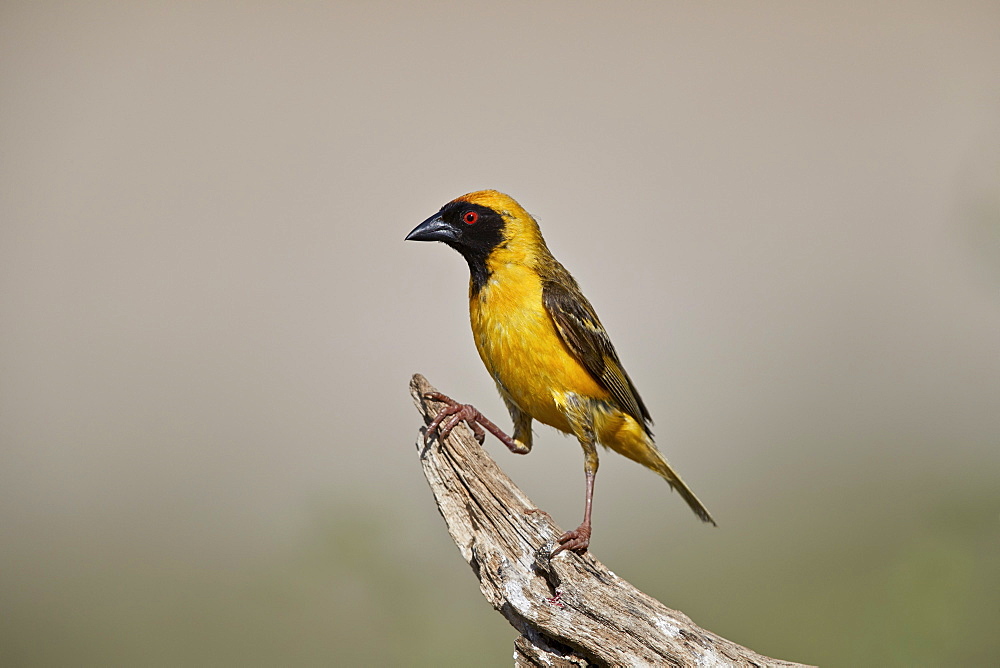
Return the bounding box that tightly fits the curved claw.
[551,524,592,556]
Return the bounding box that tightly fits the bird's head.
[406,190,548,274]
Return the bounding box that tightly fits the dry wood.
[410,374,812,668]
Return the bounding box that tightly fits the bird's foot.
[423,392,487,444]
[551,523,592,556]
[422,392,527,453]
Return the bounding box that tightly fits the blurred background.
[2,2,998,666]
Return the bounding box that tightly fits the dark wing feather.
[541,267,652,435]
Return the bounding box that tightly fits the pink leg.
[551,469,596,556]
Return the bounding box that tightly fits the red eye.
[462,210,479,225]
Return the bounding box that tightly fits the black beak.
[405,213,457,242]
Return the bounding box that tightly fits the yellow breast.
[469,263,607,433]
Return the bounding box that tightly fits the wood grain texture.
[410,374,812,668]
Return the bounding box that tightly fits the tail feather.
[595,410,717,525]
[653,457,717,526]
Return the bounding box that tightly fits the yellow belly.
[469,265,608,433]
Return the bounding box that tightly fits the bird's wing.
[541,272,652,433]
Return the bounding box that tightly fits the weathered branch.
[410,374,812,668]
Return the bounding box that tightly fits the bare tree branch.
[410,374,812,668]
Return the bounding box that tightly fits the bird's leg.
[553,396,599,555]
[552,467,596,556]
[423,392,528,454]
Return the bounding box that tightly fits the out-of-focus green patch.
[1,482,995,666]
[0,504,512,667]
[613,473,999,667]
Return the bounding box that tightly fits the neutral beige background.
[2,2,998,665]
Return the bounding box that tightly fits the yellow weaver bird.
[406,190,715,554]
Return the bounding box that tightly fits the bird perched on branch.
[406,190,715,554]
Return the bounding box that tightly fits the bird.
[406,190,715,555]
